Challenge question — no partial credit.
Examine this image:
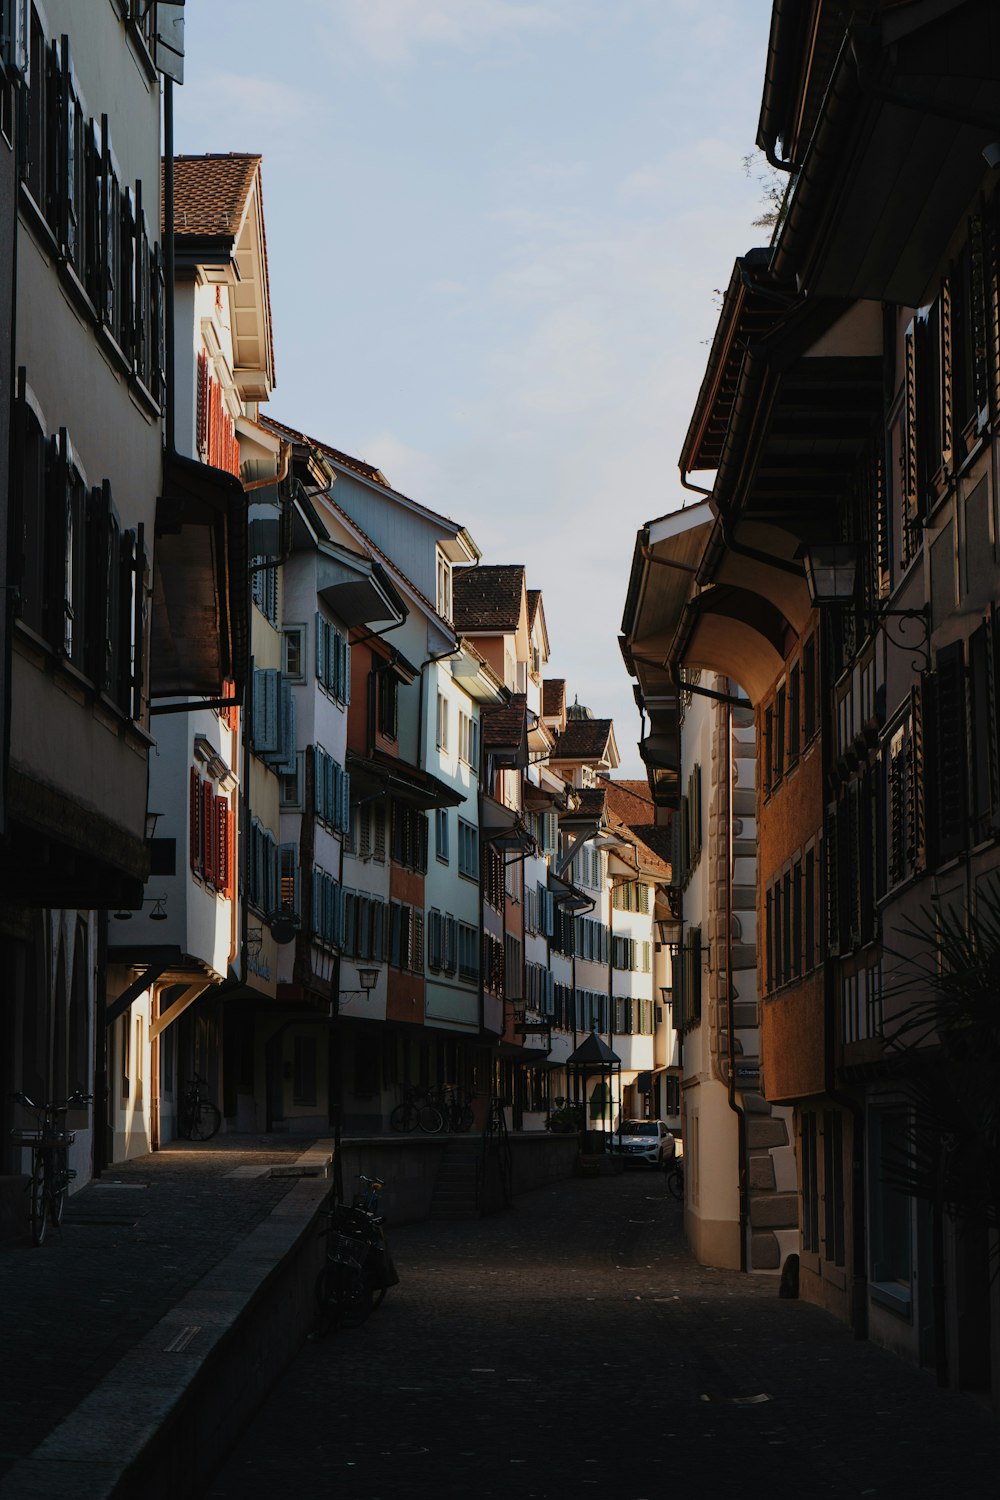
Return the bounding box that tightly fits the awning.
[480,795,535,852]
[546,868,591,912]
[151,450,248,696]
[317,550,407,630]
[346,749,464,809]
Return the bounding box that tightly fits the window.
[282,625,306,681]
[376,667,397,739]
[788,664,801,765]
[435,808,450,864]
[315,613,351,704]
[390,801,428,872]
[251,668,297,774]
[436,691,449,752]
[248,558,277,623]
[311,866,344,949]
[505,934,522,1000]
[458,710,479,771]
[436,550,452,621]
[189,769,233,896]
[458,818,478,880]
[456,923,478,980]
[313,746,350,834]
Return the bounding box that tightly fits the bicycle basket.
[329,1231,366,1267]
[9,1130,75,1146]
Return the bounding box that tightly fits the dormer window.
[436,550,452,622]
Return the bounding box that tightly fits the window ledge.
[18,182,59,259]
[870,1281,913,1319]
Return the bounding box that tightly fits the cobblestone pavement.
[206,1170,1000,1500]
[0,1136,309,1480]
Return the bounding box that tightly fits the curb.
[0,1146,334,1500]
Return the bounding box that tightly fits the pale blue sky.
[176,0,775,775]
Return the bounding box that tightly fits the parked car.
[612,1119,675,1167]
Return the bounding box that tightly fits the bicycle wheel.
[188,1100,222,1141]
[29,1158,48,1246]
[418,1103,444,1133]
[390,1102,418,1133]
[457,1105,475,1133]
[667,1168,683,1201]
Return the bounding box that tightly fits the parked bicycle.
[11,1088,92,1245]
[313,1173,399,1336]
[666,1156,684,1201]
[430,1083,475,1134]
[179,1072,222,1141]
[389,1085,443,1135]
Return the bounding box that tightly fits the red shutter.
[216,796,231,897]
[203,779,217,886]
[190,768,202,874]
[196,351,209,455]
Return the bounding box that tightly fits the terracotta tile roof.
[542,679,566,718]
[602,777,655,824]
[453,565,525,632]
[168,153,261,238]
[550,718,615,762]
[480,694,528,750]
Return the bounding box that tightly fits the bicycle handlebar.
[13,1089,93,1113]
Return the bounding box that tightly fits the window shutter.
[342,891,357,957]
[428,910,441,970]
[412,910,424,971]
[216,796,230,896]
[325,755,336,827]
[311,866,322,937]
[278,843,298,916]
[340,768,351,834]
[315,613,326,686]
[343,640,351,703]
[190,768,202,874]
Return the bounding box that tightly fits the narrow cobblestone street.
[206,1172,1000,1500]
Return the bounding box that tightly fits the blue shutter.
[314,748,325,816]
[315,613,326,686]
[343,640,351,704]
[339,768,351,833]
[311,866,322,936]
[325,755,336,826]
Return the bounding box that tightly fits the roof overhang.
[480,796,535,852]
[771,4,1000,305]
[150,451,248,696]
[451,642,508,704]
[317,549,407,630]
[346,749,464,809]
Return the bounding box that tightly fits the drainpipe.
[723,690,749,1272]
[163,78,176,458]
[680,469,804,581]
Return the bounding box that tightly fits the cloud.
[329,0,567,65]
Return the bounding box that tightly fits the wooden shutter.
[202,779,217,887]
[190,768,202,874]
